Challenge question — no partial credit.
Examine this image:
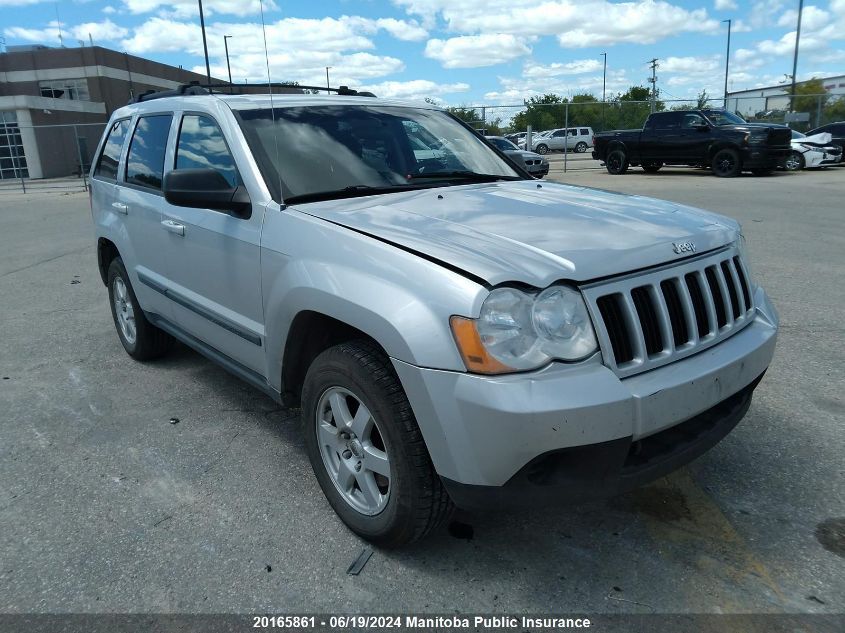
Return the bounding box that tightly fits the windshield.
[702,110,747,126]
[791,130,806,139]
[489,137,518,151]
[236,105,521,203]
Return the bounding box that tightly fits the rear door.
[640,112,684,162]
[160,112,265,374]
[115,114,175,320]
[90,117,130,233]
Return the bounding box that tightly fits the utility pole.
[325,66,332,90]
[197,0,212,84]
[790,0,804,110]
[722,19,732,108]
[223,35,233,86]
[647,58,659,113]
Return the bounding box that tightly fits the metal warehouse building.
[726,74,845,119]
[0,45,213,180]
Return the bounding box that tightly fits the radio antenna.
[258,0,283,204]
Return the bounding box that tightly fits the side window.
[94,119,129,180]
[553,130,566,137]
[567,129,577,137]
[651,113,682,129]
[682,113,706,129]
[579,128,589,136]
[125,114,173,191]
[175,114,240,188]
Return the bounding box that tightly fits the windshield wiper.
[407,170,519,182]
[285,184,418,205]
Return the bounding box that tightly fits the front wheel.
[784,151,805,171]
[711,148,741,177]
[575,141,588,153]
[302,340,453,547]
[605,148,628,175]
[535,144,549,155]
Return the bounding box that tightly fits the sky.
[2,0,844,105]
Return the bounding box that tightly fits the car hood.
[505,150,545,161]
[291,180,739,287]
[793,132,833,146]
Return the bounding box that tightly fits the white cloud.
[714,0,737,10]
[0,0,47,5]
[374,18,427,41]
[424,34,531,68]
[118,16,404,84]
[4,19,128,42]
[777,5,829,31]
[358,79,470,101]
[395,0,720,47]
[522,59,603,79]
[120,0,276,18]
[102,5,117,13]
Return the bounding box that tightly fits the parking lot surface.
[0,167,843,616]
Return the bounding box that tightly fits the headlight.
[450,285,598,374]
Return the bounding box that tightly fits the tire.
[302,340,453,547]
[535,144,549,155]
[711,148,741,177]
[642,161,663,173]
[575,141,588,153]
[605,148,629,175]
[107,258,172,361]
[784,151,805,171]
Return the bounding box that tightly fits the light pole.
[722,19,731,108]
[600,52,607,102]
[325,66,332,90]
[197,0,211,84]
[790,0,804,110]
[223,35,233,86]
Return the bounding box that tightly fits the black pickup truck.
[592,109,792,177]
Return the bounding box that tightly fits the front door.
[161,112,266,374]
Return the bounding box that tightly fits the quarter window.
[94,119,130,180]
[125,115,172,191]
[175,115,240,187]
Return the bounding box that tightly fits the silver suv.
[91,88,778,546]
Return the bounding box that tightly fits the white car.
[785,130,843,170]
[526,127,594,154]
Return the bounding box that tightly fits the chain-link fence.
[0,122,106,194]
[461,93,843,172]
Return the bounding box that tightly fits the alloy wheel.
[112,277,137,345]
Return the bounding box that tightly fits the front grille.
[583,247,755,377]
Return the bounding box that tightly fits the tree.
[512,94,567,132]
[446,106,482,125]
[790,77,828,115]
[696,89,710,109]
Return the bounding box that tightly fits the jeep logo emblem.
[672,241,696,255]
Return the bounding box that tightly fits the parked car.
[804,121,845,163]
[486,135,549,177]
[592,109,792,177]
[526,127,594,154]
[517,130,551,149]
[91,88,778,546]
[505,132,526,144]
[784,130,843,170]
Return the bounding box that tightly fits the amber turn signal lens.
[450,316,513,374]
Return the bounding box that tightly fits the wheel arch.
[97,237,121,286]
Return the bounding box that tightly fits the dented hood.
[291,180,739,287]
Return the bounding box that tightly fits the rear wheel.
[575,141,588,153]
[642,161,663,173]
[605,148,628,175]
[107,258,171,360]
[302,340,453,547]
[784,151,805,171]
[711,148,741,177]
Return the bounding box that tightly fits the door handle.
[112,202,128,214]
[161,219,185,236]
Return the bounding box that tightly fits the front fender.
[260,211,487,391]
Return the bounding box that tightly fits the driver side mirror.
[693,122,710,131]
[163,168,251,218]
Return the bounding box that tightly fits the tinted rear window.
[94,119,129,180]
[125,115,172,191]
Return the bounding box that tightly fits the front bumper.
[392,286,777,509]
[742,146,791,169]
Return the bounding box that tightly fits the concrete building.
[726,74,845,120]
[0,45,214,180]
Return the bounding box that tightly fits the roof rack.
[130,81,376,104]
